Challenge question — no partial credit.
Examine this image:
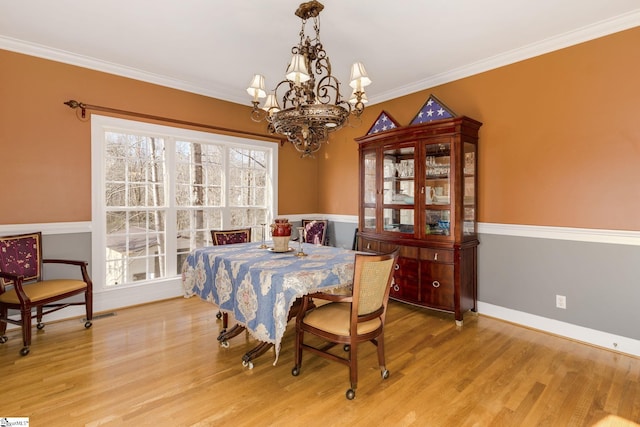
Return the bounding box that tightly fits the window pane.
[228,148,268,210]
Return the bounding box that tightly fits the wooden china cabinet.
[355,116,482,325]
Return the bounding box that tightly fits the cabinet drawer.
[420,248,454,263]
[359,237,380,253]
[390,257,419,303]
[420,262,454,309]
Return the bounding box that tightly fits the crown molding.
[0,35,236,101]
[2,10,639,106]
[368,9,640,105]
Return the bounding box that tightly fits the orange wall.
[320,26,640,231]
[2,26,639,231]
[0,50,317,224]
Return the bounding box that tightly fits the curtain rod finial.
[64,100,86,118]
[64,99,80,108]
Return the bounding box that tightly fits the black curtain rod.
[63,99,284,144]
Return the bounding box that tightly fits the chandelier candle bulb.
[246,74,266,101]
[262,94,280,113]
[285,54,310,84]
[349,62,371,90]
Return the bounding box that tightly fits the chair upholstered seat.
[0,279,88,305]
[302,302,382,336]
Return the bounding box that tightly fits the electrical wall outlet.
[556,294,567,309]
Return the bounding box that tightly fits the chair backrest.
[352,248,399,318]
[211,228,252,246]
[0,232,43,287]
[301,219,328,245]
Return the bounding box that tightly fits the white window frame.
[91,114,278,293]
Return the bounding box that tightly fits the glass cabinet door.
[362,150,377,231]
[383,146,415,234]
[463,142,477,235]
[424,142,451,236]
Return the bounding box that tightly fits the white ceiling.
[1,1,639,106]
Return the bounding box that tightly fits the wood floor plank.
[1,297,640,426]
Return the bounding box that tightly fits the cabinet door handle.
[432,280,440,288]
[434,252,438,261]
[394,263,400,270]
[393,284,400,292]
[421,187,425,194]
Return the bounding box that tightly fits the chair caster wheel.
[20,347,30,356]
[220,340,229,348]
[346,389,355,400]
[292,366,300,376]
[85,321,92,328]
[242,360,254,369]
[216,311,222,320]
[0,335,8,344]
[381,369,390,379]
[37,322,45,330]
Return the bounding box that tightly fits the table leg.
[239,297,315,368]
[217,324,246,348]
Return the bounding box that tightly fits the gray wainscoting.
[478,233,640,340]
[42,232,93,278]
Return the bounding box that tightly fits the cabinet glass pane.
[364,207,376,230]
[426,209,450,236]
[463,142,476,235]
[383,208,414,233]
[363,151,377,204]
[425,143,451,206]
[383,147,415,205]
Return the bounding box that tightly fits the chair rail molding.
[0,221,92,236]
[2,220,638,246]
[478,222,640,246]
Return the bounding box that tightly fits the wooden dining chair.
[292,248,400,399]
[210,228,251,346]
[301,219,328,245]
[0,232,93,356]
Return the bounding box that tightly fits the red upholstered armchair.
[0,232,93,356]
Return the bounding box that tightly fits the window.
[92,115,277,288]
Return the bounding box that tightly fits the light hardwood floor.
[2,297,639,426]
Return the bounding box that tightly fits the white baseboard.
[478,301,640,358]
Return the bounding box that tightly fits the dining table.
[181,241,356,367]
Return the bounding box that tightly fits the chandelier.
[246,0,371,157]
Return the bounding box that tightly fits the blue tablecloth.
[182,242,355,362]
